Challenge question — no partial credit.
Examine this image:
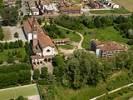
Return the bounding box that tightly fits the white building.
[29,7,40,15]
[112,4,119,9]
[107,2,120,9]
[23,17,57,69]
[39,3,58,13]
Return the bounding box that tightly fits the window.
[47,49,50,52]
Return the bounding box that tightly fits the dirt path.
[90,82,133,100]
[56,25,84,55]
[76,32,84,49]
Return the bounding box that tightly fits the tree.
[4,42,9,49]
[17,40,23,47]
[53,55,65,82]
[0,59,3,64]
[22,55,30,63]
[1,7,18,26]
[114,15,127,24]
[16,96,27,100]
[61,50,103,89]
[0,72,18,88]
[127,39,133,45]
[0,64,31,88]
[33,69,40,80]
[7,54,14,63]
[80,15,95,28]
[100,16,113,27]
[94,17,102,28]
[18,70,31,84]
[43,85,55,100]
[0,26,4,40]
[0,43,4,52]
[40,67,48,79]
[14,32,19,38]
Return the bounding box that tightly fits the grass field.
[0,84,39,100]
[58,44,74,49]
[98,86,133,100]
[81,27,127,49]
[113,0,133,12]
[56,25,81,42]
[90,7,129,14]
[53,70,132,100]
[55,84,107,100]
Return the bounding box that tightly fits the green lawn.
[0,48,26,62]
[90,7,130,14]
[58,44,74,49]
[55,85,106,100]
[66,31,81,42]
[81,27,127,49]
[56,25,81,42]
[0,84,39,100]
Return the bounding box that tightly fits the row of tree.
[33,67,56,100]
[0,40,23,52]
[0,63,31,89]
[0,26,4,40]
[54,15,113,30]
[33,67,55,85]
[54,15,83,30]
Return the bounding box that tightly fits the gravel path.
[90,82,133,100]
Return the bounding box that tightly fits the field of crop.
[0,84,39,100]
[113,0,133,12]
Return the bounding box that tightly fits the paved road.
[90,82,133,100]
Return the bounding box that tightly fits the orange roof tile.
[23,17,55,48]
[93,39,127,52]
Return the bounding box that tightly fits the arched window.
[47,49,50,52]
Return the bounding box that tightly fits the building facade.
[91,39,128,57]
[22,17,57,69]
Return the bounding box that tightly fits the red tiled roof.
[23,17,55,48]
[93,39,127,52]
[23,19,33,33]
